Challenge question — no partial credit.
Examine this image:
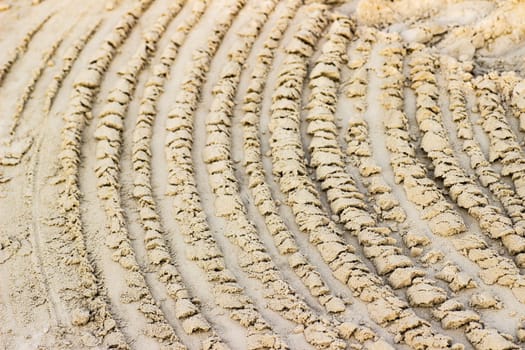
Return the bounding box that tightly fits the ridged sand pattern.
[1,0,525,349]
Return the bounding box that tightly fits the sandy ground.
[2,0,525,349]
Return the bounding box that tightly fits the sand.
[1,0,525,349]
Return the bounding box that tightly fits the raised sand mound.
[1,0,525,349]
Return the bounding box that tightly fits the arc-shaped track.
[2,0,525,349]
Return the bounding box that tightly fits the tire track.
[163,0,291,348]
[44,19,101,115]
[92,1,189,347]
[131,1,226,347]
[0,34,66,168]
[441,57,525,261]
[202,1,349,348]
[317,26,519,348]
[240,0,347,317]
[0,13,53,86]
[268,7,464,350]
[53,0,159,347]
[473,75,525,202]
[407,48,525,270]
[240,11,399,348]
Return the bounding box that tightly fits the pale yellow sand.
[1,0,525,349]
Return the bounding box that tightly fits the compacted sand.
[2,0,525,349]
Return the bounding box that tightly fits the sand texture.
[1,0,525,349]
